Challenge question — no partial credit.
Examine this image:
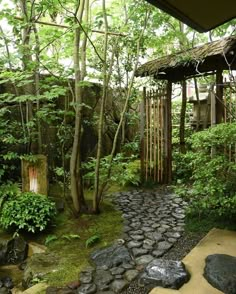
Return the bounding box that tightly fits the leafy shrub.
[83,153,140,188]
[0,192,57,233]
[0,183,20,209]
[175,123,236,218]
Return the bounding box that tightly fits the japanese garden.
[0,0,235,293]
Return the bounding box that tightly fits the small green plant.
[62,234,80,241]
[0,192,57,233]
[85,234,100,248]
[45,234,59,246]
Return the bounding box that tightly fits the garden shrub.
[175,123,236,218]
[83,153,141,188]
[0,192,57,233]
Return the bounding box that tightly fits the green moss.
[39,188,123,286]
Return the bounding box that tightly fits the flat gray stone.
[110,267,125,276]
[157,241,173,251]
[79,272,93,284]
[130,235,144,241]
[132,248,149,257]
[94,270,114,289]
[77,283,97,294]
[127,241,142,249]
[91,245,131,268]
[124,270,139,282]
[111,279,128,293]
[139,259,190,290]
[135,255,154,265]
[204,254,236,294]
[152,250,165,258]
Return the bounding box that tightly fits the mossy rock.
[23,253,59,289]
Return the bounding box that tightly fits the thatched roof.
[136,36,236,82]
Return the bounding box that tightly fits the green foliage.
[0,183,20,209]
[62,234,80,241]
[175,123,236,218]
[45,234,58,246]
[85,234,100,248]
[0,192,57,233]
[83,153,140,188]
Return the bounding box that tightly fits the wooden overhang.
[146,0,236,32]
[135,36,236,82]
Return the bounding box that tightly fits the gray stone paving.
[77,189,188,294]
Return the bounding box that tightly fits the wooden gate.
[140,84,172,184]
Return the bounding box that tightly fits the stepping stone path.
[77,189,188,293]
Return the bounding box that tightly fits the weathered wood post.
[21,155,48,195]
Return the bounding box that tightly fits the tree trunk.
[70,0,87,214]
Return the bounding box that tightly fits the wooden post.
[216,70,224,123]
[179,80,187,153]
[166,81,172,184]
[140,88,146,182]
[211,91,216,126]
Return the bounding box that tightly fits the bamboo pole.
[160,92,163,183]
[229,84,232,161]
[140,88,146,182]
[157,91,160,182]
[149,92,153,178]
[145,92,149,181]
[153,91,157,182]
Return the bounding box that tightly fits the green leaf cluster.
[175,123,236,218]
[0,191,57,233]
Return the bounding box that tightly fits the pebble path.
[78,189,188,294]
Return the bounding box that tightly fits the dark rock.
[139,259,190,290]
[204,254,236,294]
[0,236,28,265]
[111,279,128,293]
[94,269,113,290]
[77,283,97,294]
[2,277,13,289]
[90,245,131,269]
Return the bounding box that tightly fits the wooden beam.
[14,17,126,37]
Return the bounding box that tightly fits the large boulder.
[139,259,190,290]
[0,236,28,265]
[22,252,59,289]
[204,254,236,294]
[90,245,132,269]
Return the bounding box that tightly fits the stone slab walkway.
[77,189,188,294]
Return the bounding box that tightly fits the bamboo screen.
[141,87,168,183]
